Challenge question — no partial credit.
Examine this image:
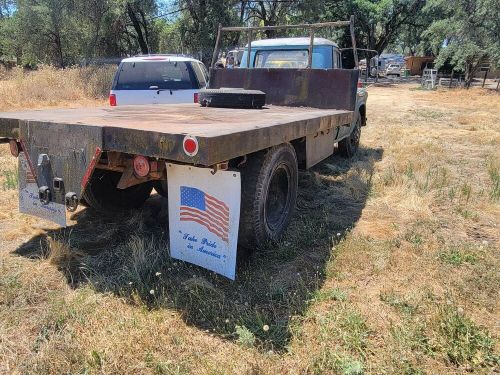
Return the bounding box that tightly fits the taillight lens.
[357,80,363,88]
[194,93,199,103]
[183,136,199,157]
[109,93,117,106]
[133,155,150,178]
[9,140,20,157]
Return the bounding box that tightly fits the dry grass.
[0,65,113,111]
[0,81,499,374]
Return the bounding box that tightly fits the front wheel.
[82,169,153,213]
[338,115,361,158]
[239,143,298,256]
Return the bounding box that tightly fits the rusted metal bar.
[210,23,223,69]
[221,20,351,32]
[247,30,253,69]
[308,29,315,68]
[213,18,355,70]
[349,15,359,68]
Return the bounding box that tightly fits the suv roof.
[246,37,339,48]
[121,55,202,63]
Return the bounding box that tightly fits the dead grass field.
[0,81,498,374]
[0,65,111,111]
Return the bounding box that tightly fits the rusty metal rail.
[210,16,359,70]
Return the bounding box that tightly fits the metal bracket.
[211,161,229,175]
[65,192,79,212]
[38,186,51,205]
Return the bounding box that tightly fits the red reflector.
[194,93,199,103]
[184,139,196,153]
[9,140,20,157]
[357,80,363,88]
[133,155,150,178]
[183,136,199,157]
[109,94,117,106]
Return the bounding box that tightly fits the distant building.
[405,56,435,76]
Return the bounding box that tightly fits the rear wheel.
[238,143,298,258]
[83,169,153,213]
[339,114,361,158]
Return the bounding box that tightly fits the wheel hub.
[265,165,291,231]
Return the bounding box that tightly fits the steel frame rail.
[210,16,359,70]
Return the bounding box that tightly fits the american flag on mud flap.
[180,186,229,242]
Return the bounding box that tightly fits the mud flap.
[167,163,241,280]
[18,152,67,226]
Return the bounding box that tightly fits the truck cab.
[239,37,342,69]
[238,37,367,153]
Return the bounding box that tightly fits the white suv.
[386,63,402,77]
[109,55,209,106]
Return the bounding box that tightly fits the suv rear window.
[255,50,309,68]
[114,61,197,90]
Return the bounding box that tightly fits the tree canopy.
[422,0,500,86]
[0,0,497,81]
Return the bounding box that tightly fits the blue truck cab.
[239,37,342,69]
[239,37,367,157]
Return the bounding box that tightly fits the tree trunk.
[127,3,149,54]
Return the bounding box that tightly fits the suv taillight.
[357,80,363,89]
[109,93,117,106]
[194,93,199,104]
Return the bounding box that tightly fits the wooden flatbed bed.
[0,104,352,166]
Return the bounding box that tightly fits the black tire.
[238,143,298,257]
[153,180,168,198]
[339,114,362,158]
[82,169,153,213]
[199,88,266,109]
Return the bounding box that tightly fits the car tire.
[83,169,153,213]
[339,114,361,158]
[199,88,266,109]
[238,143,298,259]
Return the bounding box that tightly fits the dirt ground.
[0,84,498,374]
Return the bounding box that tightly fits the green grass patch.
[235,325,256,348]
[380,290,418,315]
[438,246,478,266]
[1,168,18,190]
[433,305,498,368]
[313,287,348,302]
[317,304,369,356]
[487,158,500,201]
[311,349,364,375]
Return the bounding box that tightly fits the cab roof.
[246,37,338,48]
[121,55,201,63]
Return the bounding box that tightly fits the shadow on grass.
[14,146,383,352]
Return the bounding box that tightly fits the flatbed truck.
[0,19,365,278]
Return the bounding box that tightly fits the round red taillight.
[133,155,150,178]
[183,136,199,157]
[9,140,20,157]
